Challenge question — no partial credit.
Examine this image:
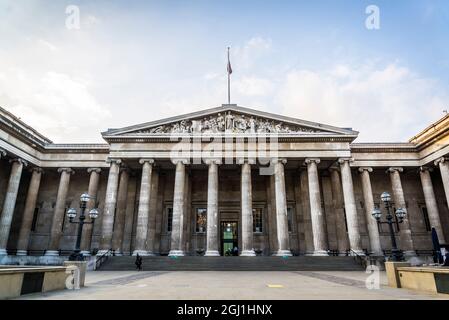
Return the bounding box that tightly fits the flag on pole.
[227,47,232,74]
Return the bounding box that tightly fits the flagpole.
[227,46,231,105]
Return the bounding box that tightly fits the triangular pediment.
[102,105,358,137]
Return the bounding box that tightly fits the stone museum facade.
[0,104,448,259]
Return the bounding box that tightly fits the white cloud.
[276,63,448,142]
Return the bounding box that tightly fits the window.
[61,206,68,232]
[31,208,39,232]
[253,208,263,233]
[287,207,293,232]
[421,206,431,231]
[343,208,348,232]
[167,207,173,232]
[196,208,207,233]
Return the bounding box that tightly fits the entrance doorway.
[221,221,238,256]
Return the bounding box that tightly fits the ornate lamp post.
[371,191,406,262]
[67,193,99,261]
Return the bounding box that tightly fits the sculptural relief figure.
[136,111,320,135]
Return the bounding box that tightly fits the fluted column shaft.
[435,157,449,209]
[273,159,292,256]
[359,167,382,255]
[169,159,187,256]
[112,168,130,255]
[240,160,256,256]
[388,167,414,254]
[0,159,26,255]
[16,168,43,255]
[46,167,74,255]
[339,158,363,255]
[329,168,349,255]
[205,159,221,256]
[306,158,328,256]
[134,159,154,255]
[80,168,101,254]
[420,167,445,243]
[98,159,121,255]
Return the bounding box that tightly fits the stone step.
[98,256,365,271]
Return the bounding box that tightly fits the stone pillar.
[0,159,26,255]
[205,159,221,256]
[111,167,130,255]
[435,157,449,209]
[273,158,292,256]
[338,158,363,255]
[80,168,101,256]
[329,168,349,255]
[133,159,154,256]
[146,169,160,255]
[239,159,256,256]
[358,167,382,255]
[16,167,43,256]
[98,159,121,255]
[169,159,188,256]
[419,166,445,243]
[388,167,415,255]
[305,158,328,256]
[46,167,74,256]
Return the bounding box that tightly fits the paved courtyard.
[17,270,449,300]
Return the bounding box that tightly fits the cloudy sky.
[0,0,448,143]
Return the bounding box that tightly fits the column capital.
[171,158,189,165]
[29,167,43,174]
[57,167,74,174]
[435,157,449,166]
[270,158,287,165]
[337,157,354,165]
[304,158,320,165]
[237,158,256,165]
[9,158,28,167]
[358,167,373,173]
[0,148,6,158]
[139,158,155,165]
[87,167,102,174]
[387,167,403,174]
[419,166,433,173]
[204,158,222,165]
[106,158,122,165]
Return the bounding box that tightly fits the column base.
[132,250,150,256]
[274,249,292,257]
[312,250,329,256]
[16,250,28,256]
[204,250,220,257]
[0,248,7,256]
[96,249,110,256]
[80,250,91,257]
[44,250,60,256]
[403,250,417,257]
[240,250,256,257]
[349,250,365,256]
[168,250,185,257]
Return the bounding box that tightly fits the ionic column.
[338,158,363,255]
[0,159,27,255]
[305,158,328,256]
[80,168,101,256]
[98,159,121,255]
[146,169,160,255]
[133,159,154,256]
[388,167,415,255]
[168,159,188,256]
[435,157,449,208]
[205,159,221,256]
[46,167,74,256]
[239,159,256,256]
[16,167,43,256]
[358,167,382,255]
[111,167,130,255]
[419,166,445,243]
[273,158,292,256]
[329,168,349,255]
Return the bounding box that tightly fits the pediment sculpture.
[135,111,321,134]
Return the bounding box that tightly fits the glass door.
[221,221,238,256]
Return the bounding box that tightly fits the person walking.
[135,253,143,271]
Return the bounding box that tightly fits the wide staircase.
[98,256,365,271]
